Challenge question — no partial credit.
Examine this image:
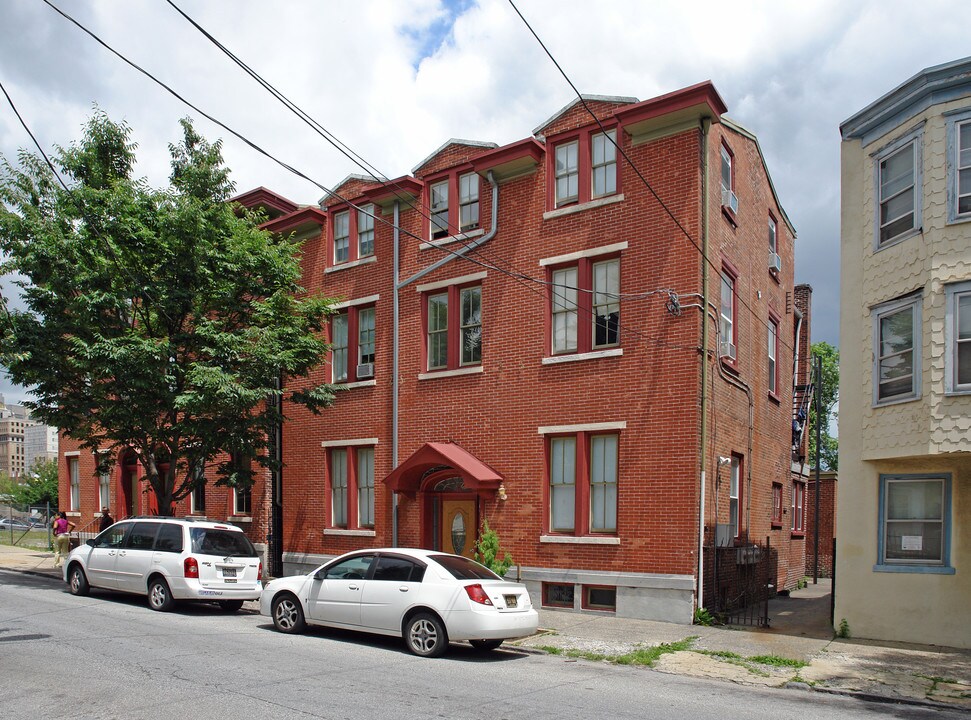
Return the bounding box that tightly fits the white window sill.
[874,228,921,252]
[229,516,253,523]
[325,255,377,274]
[544,194,624,220]
[420,227,484,250]
[418,365,484,381]
[324,528,376,537]
[335,379,377,390]
[540,535,620,545]
[67,512,81,518]
[542,348,623,365]
[872,393,921,408]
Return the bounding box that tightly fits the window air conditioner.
[719,338,736,360]
[768,251,782,273]
[721,187,739,214]
[356,363,374,379]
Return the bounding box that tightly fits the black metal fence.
[703,536,775,627]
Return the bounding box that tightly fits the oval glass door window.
[451,513,466,555]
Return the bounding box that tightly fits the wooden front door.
[440,499,476,558]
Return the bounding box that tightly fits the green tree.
[474,520,513,577]
[6,459,59,507]
[809,341,839,471]
[0,113,335,515]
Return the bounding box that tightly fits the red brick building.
[60,81,812,623]
[248,81,811,623]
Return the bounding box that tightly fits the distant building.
[838,56,971,648]
[0,397,35,479]
[24,423,58,471]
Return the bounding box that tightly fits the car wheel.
[405,612,448,658]
[147,577,175,612]
[271,594,306,634]
[219,600,244,613]
[67,564,89,596]
[469,639,503,652]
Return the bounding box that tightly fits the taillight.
[184,557,199,579]
[464,583,493,606]
[257,562,263,582]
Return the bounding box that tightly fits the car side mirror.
[86,539,96,547]
[313,570,325,581]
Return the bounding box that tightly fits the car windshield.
[190,528,257,557]
[430,554,501,581]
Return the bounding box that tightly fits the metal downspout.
[698,118,711,611]
[392,200,400,547]
[397,171,499,290]
[390,171,498,547]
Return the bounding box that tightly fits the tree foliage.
[1,459,59,507]
[0,112,335,515]
[809,341,839,471]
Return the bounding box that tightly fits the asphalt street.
[0,570,964,720]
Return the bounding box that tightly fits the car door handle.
[348,584,359,591]
[398,586,410,593]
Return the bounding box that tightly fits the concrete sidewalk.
[3,542,969,709]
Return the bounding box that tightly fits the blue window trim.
[945,280,971,395]
[871,293,922,407]
[945,107,971,225]
[874,473,953,574]
[871,123,924,252]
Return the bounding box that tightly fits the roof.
[840,56,971,144]
[411,139,499,175]
[532,94,639,137]
[382,442,503,494]
[229,187,299,218]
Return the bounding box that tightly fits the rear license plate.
[223,568,237,578]
[504,594,518,608]
[224,578,237,583]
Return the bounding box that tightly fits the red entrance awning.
[382,442,503,494]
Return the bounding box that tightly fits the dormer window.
[430,181,449,239]
[459,173,479,231]
[330,203,377,266]
[555,140,579,206]
[549,126,620,211]
[425,170,482,242]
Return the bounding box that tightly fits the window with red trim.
[729,454,742,540]
[328,446,375,529]
[792,480,805,534]
[423,284,481,371]
[551,127,619,209]
[719,267,737,361]
[426,171,480,240]
[330,203,376,265]
[549,257,620,355]
[330,305,376,382]
[771,482,783,527]
[548,432,618,536]
[768,314,779,396]
[720,141,737,222]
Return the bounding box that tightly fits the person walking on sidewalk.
[51,511,75,568]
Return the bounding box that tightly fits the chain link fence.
[0,501,53,549]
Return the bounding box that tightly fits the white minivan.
[63,517,263,612]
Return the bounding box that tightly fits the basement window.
[542,582,574,608]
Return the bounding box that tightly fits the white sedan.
[260,548,538,657]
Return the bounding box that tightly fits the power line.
[506,0,801,358]
[36,0,707,354]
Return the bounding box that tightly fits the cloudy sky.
[1,0,969,404]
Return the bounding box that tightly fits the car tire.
[271,594,306,634]
[219,600,244,613]
[147,577,175,612]
[67,564,89,596]
[469,639,503,652]
[405,612,448,658]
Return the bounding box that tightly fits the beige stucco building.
[838,57,971,648]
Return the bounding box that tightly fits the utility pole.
[813,354,822,584]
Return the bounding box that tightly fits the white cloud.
[2,0,970,408]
